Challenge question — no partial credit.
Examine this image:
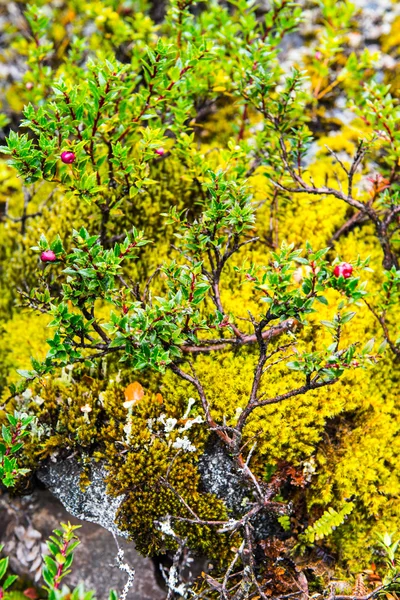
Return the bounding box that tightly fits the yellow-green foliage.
[101,384,231,558]
[3,592,30,600]
[301,502,355,544]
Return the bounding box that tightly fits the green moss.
[3,373,233,560]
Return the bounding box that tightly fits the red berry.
[155,148,165,156]
[41,250,56,262]
[61,151,76,164]
[122,305,129,315]
[333,262,353,278]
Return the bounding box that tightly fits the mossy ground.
[1,142,399,573]
[1,1,400,584]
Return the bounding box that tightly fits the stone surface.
[37,459,126,539]
[0,488,165,600]
[36,440,285,555]
[199,439,287,540]
[198,439,248,512]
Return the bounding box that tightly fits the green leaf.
[16,369,36,379]
[3,574,18,590]
[363,338,375,354]
[10,443,23,454]
[286,361,302,371]
[43,555,58,577]
[320,320,335,329]
[377,339,388,354]
[6,414,18,426]
[0,556,9,580]
[340,311,356,324]
[43,568,56,589]
[1,425,12,446]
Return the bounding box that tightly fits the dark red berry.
[333,262,353,278]
[155,148,165,156]
[122,305,129,315]
[61,151,76,164]
[41,250,56,262]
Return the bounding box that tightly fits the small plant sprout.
[0,412,35,487]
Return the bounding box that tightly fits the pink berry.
[333,262,353,279]
[155,148,165,156]
[25,82,34,90]
[41,250,56,262]
[61,151,76,164]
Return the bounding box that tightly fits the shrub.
[0,0,400,597]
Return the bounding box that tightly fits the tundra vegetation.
[0,0,400,598]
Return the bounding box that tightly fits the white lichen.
[172,436,197,453]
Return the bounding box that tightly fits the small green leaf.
[0,556,9,580]
[3,574,18,590]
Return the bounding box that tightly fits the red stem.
[53,539,69,590]
[5,422,21,456]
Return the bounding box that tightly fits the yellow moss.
[0,312,50,386]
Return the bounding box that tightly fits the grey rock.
[198,439,287,541]
[0,488,165,600]
[37,459,127,539]
[38,441,285,550]
[198,440,249,512]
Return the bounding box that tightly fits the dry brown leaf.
[24,588,39,599]
[123,381,144,408]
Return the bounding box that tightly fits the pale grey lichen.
[38,459,127,538]
[38,438,285,544]
[199,438,288,540]
[114,545,136,600]
[198,440,247,512]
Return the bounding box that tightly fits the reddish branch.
[5,422,22,456]
[181,318,297,353]
[276,137,399,270]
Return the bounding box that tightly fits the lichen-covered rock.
[37,459,127,538]
[199,439,287,541]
